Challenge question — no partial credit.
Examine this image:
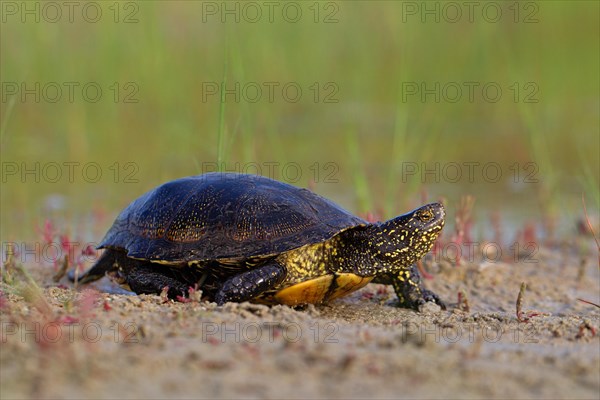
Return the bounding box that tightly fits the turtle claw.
[398,290,446,311]
[420,289,446,310]
[389,265,446,311]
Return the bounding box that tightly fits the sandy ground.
[1,243,599,399]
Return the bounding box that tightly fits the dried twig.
[582,194,600,268]
[450,195,476,265]
[457,289,470,312]
[2,242,17,285]
[160,286,170,303]
[516,282,548,322]
[576,322,597,339]
[516,282,527,322]
[577,298,600,309]
[53,254,69,282]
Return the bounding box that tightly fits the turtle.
[73,173,446,310]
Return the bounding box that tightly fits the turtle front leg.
[377,265,446,310]
[215,262,286,305]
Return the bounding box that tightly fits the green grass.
[217,59,228,170]
[345,127,372,215]
[0,96,16,147]
[1,1,598,239]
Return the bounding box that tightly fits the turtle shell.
[99,173,366,263]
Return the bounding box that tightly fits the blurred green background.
[1,1,598,242]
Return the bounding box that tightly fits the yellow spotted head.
[373,202,445,268]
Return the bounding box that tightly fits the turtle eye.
[418,209,433,223]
